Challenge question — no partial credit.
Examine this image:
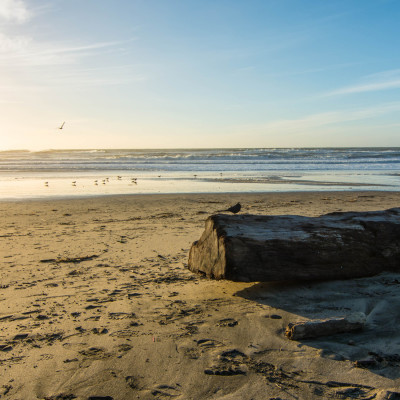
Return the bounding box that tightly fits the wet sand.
[1,191,400,399]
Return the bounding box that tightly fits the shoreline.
[1,190,400,399]
[1,167,399,201]
[1,188,400,204]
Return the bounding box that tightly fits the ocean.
[1,148,399,200]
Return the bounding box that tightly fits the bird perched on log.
[222,202,241,214]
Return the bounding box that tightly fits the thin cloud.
[43,66,147,87]
[366,68,400,80]
[0,0,30,23]
[264,62,362,79]
[38,40,132,56]
[0,35,135,66]
[326,69,400,96]
[0,33,141,88]
[263,102,400,133]
[0,32,31,52]
[328,80,400,96]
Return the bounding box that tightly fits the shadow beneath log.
[234,272,400,379]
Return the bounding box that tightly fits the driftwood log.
[285,312,366,340]
[187,208,400,282]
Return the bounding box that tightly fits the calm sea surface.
[1,148,399,200]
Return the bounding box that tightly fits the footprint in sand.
[204,349,248,376]
[125,375,137,389]
[196,338,224,350]
[217,318,238,327]
[0,344,13,352]
[79,347,112,360]
[151,384,181,398]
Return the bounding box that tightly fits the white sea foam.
[0,148,399,199]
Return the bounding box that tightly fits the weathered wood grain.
[285,312,366,340]
[187,208,400,282]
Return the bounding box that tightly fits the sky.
[1,0,400,150]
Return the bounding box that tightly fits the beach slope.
[1,192,400,399]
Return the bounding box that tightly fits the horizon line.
[2,146,400,152]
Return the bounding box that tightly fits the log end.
[188,215,228,279]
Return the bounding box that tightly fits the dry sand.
[1,191,400,400]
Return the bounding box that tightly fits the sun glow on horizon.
[1,0,400,149]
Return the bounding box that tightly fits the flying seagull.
[58,122,65,130]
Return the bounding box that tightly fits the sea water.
[0,148,399,200]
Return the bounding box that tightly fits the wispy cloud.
[0,0,141,90]
[39,41,128,56]
[326,69,400,96]
[0,32,31,52]
[0,34,135,67]
[42,65,147,87]
[264,62,363,79]
[262,102,400,133]
[0,0,30,23]
[328,79,400,96]
[0,30,142,90]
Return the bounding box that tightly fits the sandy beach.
[1,191,400,399]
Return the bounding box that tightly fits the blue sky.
[1,0,400,150]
